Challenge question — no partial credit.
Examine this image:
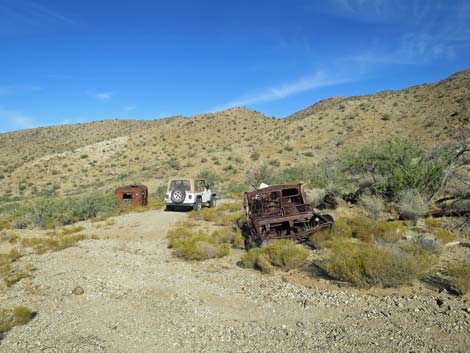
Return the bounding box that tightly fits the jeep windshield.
[169,179,191,191]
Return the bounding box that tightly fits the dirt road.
[0,210,469,352]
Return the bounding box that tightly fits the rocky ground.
[0,209,469,353]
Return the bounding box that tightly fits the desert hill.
[0,69,468,199]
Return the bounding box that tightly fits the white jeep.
[164,178,216,211]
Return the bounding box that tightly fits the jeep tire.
[171,189,186,204]
[209,195,216,208]
[193,198,202,211]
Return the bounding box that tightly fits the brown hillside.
[0,70,468,199]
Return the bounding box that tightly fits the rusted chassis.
[241,184,333,250]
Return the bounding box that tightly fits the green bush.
[343,139,449,198]
[12,193,118,229]
[317,238,434,287]
[241,240,308,273]
[197,171,218,187]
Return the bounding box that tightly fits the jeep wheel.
[209,196,216,208]
[193,198,202,211]
[171,189,186,204]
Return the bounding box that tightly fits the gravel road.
[0,210,469,353]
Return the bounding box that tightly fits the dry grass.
[446,262,470,294]
[21,233,88,254]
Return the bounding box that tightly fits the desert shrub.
[173,232,229,260]
[317,238,434,287]
[398,189,430,220]
[216,201,243,213]
[0,215,14,230]
[211,228,244,249]
[168,227,230,260]
[432,228,456,244]
[273,166,312,185]
[347,218,406,243]
[241,240,308,273]
[381,112,391,121]
[250,151,260,161]
[151,185,167,200]
[343,139,449,198]
[0,306,33,334]
[12,193,117,229]
[359,194,385,220]
[246,163,274,189]
[241,248,274,274]
[20,233,88,254]
[13,306,33,325]
[423,217,456,244]
[215,212,242,228]
[424,217,446,229]
[306,189,326,208]
[60,225,84,236]
[309,219,351,248]
[189,208,218,222]
[310,218,406,248]
[223,182,248,196]
[4,272,31,287]
[197,171,218,187]
[447,262,470,294]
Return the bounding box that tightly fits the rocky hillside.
[0,70,468,199]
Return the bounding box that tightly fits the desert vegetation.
[0,306,34,335]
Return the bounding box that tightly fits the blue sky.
[0,0,469,133]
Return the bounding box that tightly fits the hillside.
[0,70,469,199]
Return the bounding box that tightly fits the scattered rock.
[72,286,84,295]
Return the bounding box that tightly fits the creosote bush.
[343,138,449,198]
[241,240,309,273]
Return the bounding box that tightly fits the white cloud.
[214,71,353,111]
[29,1,75,25]
[0,84,42,95]
[94,92,113,101]
[0,1,75,27]
[124,104,136,111]
[350,34,456,66]
[0,108,35,130]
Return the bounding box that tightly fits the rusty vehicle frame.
[241,184,333,250]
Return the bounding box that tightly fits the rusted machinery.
[241,184,333,250]
[115,185,148,208]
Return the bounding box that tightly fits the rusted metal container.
[115,185,148,208]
